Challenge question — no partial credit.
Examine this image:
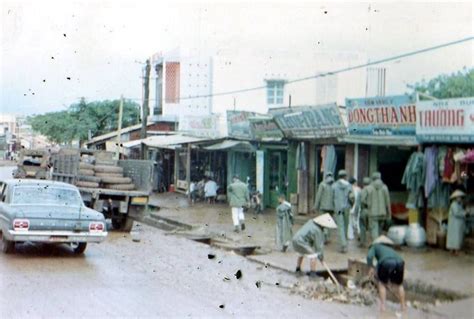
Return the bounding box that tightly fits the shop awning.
[204,140,256,152]
[338,135,419,146]
[122,135,213,149]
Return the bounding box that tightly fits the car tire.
[75,181,100,188]
[94,165,123,174]
[78,169,95,176]
[101,177,132,184]
[0,232,15,254]
[71,242,87,254]
[105,183,135,191]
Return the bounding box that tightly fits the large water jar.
[405,223,427,248]
[387,225,408,245]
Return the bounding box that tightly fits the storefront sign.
[270,104,346,139]
[416,97,474,143]
[227,111,256,140]
[249,117,284,141]
[346,95,416,136]
[179,115,221,138]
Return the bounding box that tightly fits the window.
[165,62,180,104]
[266,80,285,105]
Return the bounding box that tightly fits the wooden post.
[140,60,151,159]
[115,95,123,160]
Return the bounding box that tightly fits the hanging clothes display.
[423,146,439,198]
[437,146,447,177]
[427,181,451,209]
[443,148,455,183]
[401,151,425,208]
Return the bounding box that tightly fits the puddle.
[188,236,259,256]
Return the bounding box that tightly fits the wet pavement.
[149,192,474,317]
[1,224,392,318]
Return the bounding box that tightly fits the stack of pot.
[75,158,135,190]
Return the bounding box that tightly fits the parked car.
[0,179,108,254]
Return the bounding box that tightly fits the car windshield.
[11,185,83,206]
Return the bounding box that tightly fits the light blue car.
[0,179,107,254]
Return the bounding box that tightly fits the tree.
[407,68,474,100]
[28,98,140,145]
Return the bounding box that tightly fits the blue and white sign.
[346,95,416,136]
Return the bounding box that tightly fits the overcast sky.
[1,0,472,115]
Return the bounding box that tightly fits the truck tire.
[105,183,135,191]
[112,217,134,232]
[77,175,102,183]
[101,177,132,184]
[79,162,95,170]
[95,172,123,178]
[95,160,118,166]
[94,165,123,174]
[76,181,99,188]
[78,169,95,176]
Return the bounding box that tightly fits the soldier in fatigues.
[366,172,391,241]
[292,213,337,277]
[359,177,372,247]
[332,170,352,253]
[446,190,466,255]
[275,194,294,252]
[227,176,250,232]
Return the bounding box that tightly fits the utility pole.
[115,95,124,160]
[140,60,151,159]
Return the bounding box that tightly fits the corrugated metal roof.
[123,135,213,149]
[338,135,419,146]
[204,140,255,151]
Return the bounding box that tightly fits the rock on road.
[0,223,380,318]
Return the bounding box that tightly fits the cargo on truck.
[50,149,154,231]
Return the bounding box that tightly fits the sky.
[0,0,473,115]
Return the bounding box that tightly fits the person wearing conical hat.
[292,213,337,277]
[367,235,406,312]
[446,190,467,255]
[358,177,372,247]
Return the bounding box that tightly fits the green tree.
[408,68,474,100]
[28,98,140,145]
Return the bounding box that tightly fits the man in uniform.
[367,235,406,312]
[227,175,250,232]
[275,194,294,252]
[332,169,352,253]
[314,172,335,242]
[292,213,337,277]
[359,177,372,247]
[366,172,391,241]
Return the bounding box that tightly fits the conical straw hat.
[450,190,466,200]
[372,235,394,246]
[313,213,337,229]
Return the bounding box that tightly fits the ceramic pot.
[387,225,408,245]
[405,223,426,248]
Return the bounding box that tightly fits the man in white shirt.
[204,178,218,204]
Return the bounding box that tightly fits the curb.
[148,213,194,230]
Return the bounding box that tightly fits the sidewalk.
[148,192,474,298]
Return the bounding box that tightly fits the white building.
[148,48,369,136]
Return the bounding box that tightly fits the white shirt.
[204,180,218,197]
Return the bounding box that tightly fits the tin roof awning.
[204,140,256,152]
[122,135,213,149]
[338,135,419,146]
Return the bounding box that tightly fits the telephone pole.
[115,95,124,160]
[140,60,151,159]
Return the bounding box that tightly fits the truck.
[50,149,154,231]
[12,149,52,179]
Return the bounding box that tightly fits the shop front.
[271,103,348,214]
[415,97,474,248]
[344,94,419,220]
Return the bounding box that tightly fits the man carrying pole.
[292,213,337,277]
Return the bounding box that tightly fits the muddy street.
[0,223,416,318]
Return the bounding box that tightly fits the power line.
[168,36,472,101]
